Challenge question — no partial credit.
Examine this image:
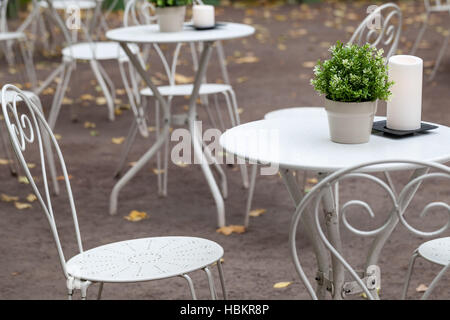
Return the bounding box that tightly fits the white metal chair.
[1,84,227,300]
[115,0,247,198]
[244,3,402,227]
[35,0,140,128]
[402,237,450,299]
[289,159,449,300]
[0,0,37,89]
[411,0,450,80]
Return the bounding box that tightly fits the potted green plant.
[149,0,193,32]
[311,42,393,144]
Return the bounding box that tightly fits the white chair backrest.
[123,0,185,87]
[1,84,83,281]
[289,160,450,300]
[425,0,450,11]
[349,3,402,61]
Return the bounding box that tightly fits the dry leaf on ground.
[216,225,246,236]
[1,194,19,202]
[152,168,165,175]
[0,158,10,165]
[26,194,37,202]
[273,282,292,289]
[15,202,32,210]
[112,137,125,145]
[57,175,73,181]
[18,176,29,184]
[124,210,148,222]
[416,284,428,292]
[249,208,266,217]
[84,121,96,129]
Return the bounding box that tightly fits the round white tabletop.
[220,115,450,173]
[106,22,255,44]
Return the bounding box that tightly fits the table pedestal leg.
[281,169,329,299]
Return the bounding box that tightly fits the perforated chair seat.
[62,42,139,61]
[140,83,232,97]
[66,236,224,283]
[418,237,450,266]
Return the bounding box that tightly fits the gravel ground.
[0,0,449,300]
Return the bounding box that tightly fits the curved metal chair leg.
[244,164,258,228]
[89,59,115,121]
[155,100,163,196]
[410,13,429,55]
[401,250,419,300]
[212,94,226,132]
[422,262,450,300]
[114,120,138,178]
[203,267,217,300]
[200,136,228,199]
[217,259,228,300]
[48,61,74,130]
[67,288,74,300]
[97,282,104,300]
[429,32,449,81]
[181,274,197,300]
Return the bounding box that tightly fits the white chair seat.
[418,237,450,266]
[140,83,232,97]
[264,107,326,120]
[39,0,97,10]
[62,42,139,61]
[66,236,224,283]
[0,32,25,42]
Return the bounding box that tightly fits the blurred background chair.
[410,0,450,80]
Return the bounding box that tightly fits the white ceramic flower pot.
[156,6,186,32]
[324,98,378,144]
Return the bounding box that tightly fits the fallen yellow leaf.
[234,56,259,64]
[27,163,36,169]
[273,282,292,289]
[84,121,96,129]
[114,108,123,116]
[302,61,316,68]
[174,73,194,84]
[152,168,165,175]
[249,208,266,217]
[54,134,62,140]
[15,202,32,210]
[80,94,94,101]
[112,137,125,145]
[96,97,107,105]
[216,225,246,236]
[18,176,29,184]
[175,161,189,168]
[26,194,37,202]
[237,76,249,84]
[57,175,72,181]
[62,97,73,105]
[0,158,11,165]
[124,210,148,222]
[416,284,428,293]
[1,194,19,202]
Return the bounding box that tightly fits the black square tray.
[372,120,438,136]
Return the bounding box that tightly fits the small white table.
[220,113,450,299]
[106,23,255,227]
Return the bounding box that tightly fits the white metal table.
[106,23,255,227]
[220,114,450,299]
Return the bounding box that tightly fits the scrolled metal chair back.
[349,3,402,60]
[1,84,83,280]
[289,160,450,300]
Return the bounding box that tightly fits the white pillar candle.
[193,5,215,28]
[386,55,423,130]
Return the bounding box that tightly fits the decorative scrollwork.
[349,3,402,60]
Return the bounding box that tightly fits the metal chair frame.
[411,0,450,80]
[1,84,227,300]
[289,159,449,300]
